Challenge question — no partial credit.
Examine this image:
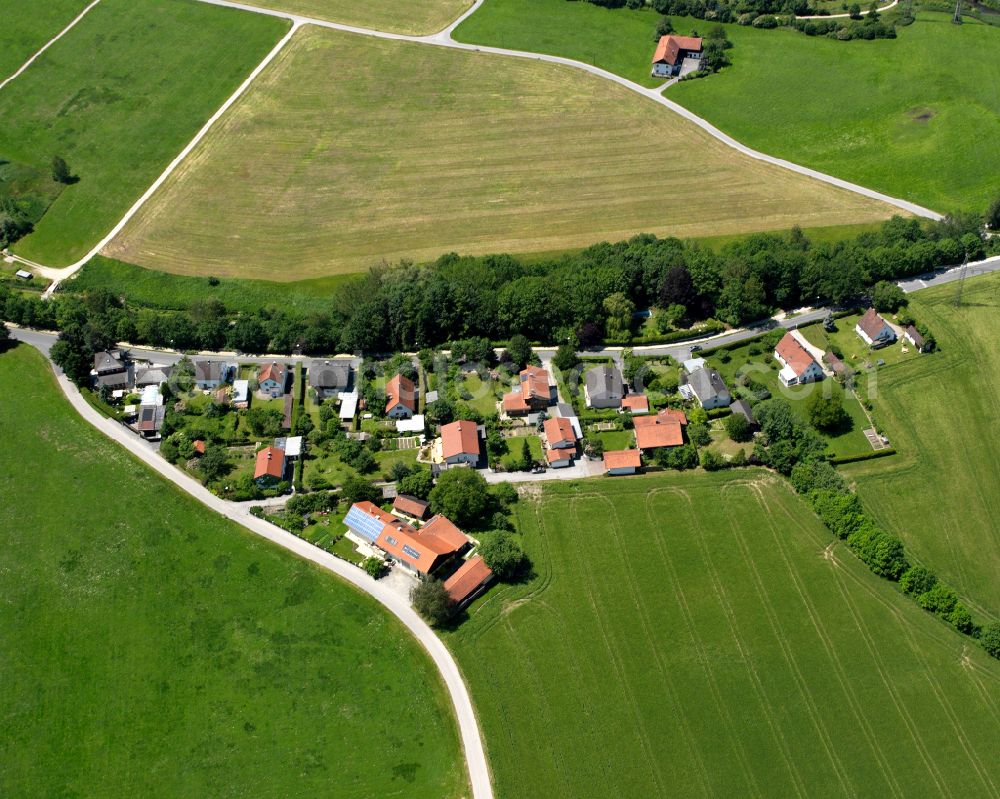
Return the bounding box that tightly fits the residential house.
[440,419,482,466]
[584,365,625,410]
[308,359,351,399]
[651,34,702,78]
[254,446,286,487]
[502,365,552,415]
[136,404,166,438]
[385,374,417,419]
[232,379,250,409]
[258,362,288,398]
[393,494,430,522]
[855,308,896,348]
[444,556,494,609]
[604,449,642,476]
[543,417,577,450]
[634,408,687,452]
[729,399,758,431]
[774,332,825,387]
[134,364,174,389]
[620,394,650,415]
[194,360,236,390]
[546,448,573,469]
[683,367,731,410]
[93,350,131,390]
[904,325,927,352]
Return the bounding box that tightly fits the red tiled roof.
[420,515,470,552]
[441,420,480,459]
[386,373,416,414]
[258,362,285,384]
[543,417,576,448]
[192,439,206,455]
[652,34,702,66]
[501,391,530,413]
[546,448,573,464]
[350,502,468,576]
[857,308,890,339]
[393,494,430,520]
[775,332,818,377]
[604,449,641,471]
[658,408,688,426]
[621,394,650,413]
[634,413,684,449]
[254,446,285,480]
[520,365,550,402]
[444,556,493,604]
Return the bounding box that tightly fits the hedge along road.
[11,0,941,294]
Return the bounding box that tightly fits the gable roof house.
[546,448,574,469]
[543,416,577,450]
[620,394,650,415]
[855,308,897,348]
[584,365,625,409]
[92,350,131,390]
[633,408,687,452]
[604,449,642,476]
[502,365,552,415]
[254,446,287,487]
[308,359,351,398]
[651,34,703,78]
[393,494,430,521]
[904,325,927,352]
[444,556,494,608]
[729,399,758,430]
[257,362,288,398]
[385,373,417,419]
[440,419,482,466]
[194,360,235,389]
[135,404,166,438]
[774,332,825,387]
[683,367,731,410]
[134,365,174,389]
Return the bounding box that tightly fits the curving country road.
[797,0,898,19]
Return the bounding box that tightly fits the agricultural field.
[104,26,894,281]
[456,0,1000,211]
[0,0,288,266]
[0,344,467,798]
[240,0,473,34]
[448,474,1000,799]
[842,272,1000,618]
[0,0,91,78]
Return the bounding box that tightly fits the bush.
[479,530,527,580]
[899,565,936,597]
[410,579,453,626]
[805,392,849,432]
[981,622,1000,659]
[701,450,725,471]
[917,583,958,617]
[687,423,711,447]
[725,412,752,442]
[362,556,387,579]
[949,602,975,635]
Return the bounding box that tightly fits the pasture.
[457,0,1000,212]
[105,26,893,281]
[448,473,1000,799]
[0,344,467,798]
[0,0,90,79]
[0,0,288,266]
[842,271,1000,618]
[241,0,473,34]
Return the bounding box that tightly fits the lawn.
[448,473,1000,799]
[500,434,543,468]
[0,0,91,79]
[0,344,467,798]
[0,0,288,266]
[456,372,502,416]
[590,428,634,451]
[105,25,893,281]
[240,0,473,34]
[841,272,1000,618]
[457,1,1000,212]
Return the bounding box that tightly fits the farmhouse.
[855,308,896,348]
[682,366,731,410]
[93,350,131,390]
[543,416,577,450]
[604,449,641,475]
[904,325,927,352]
[651,34,703,78]
[444,556,494,608]
[385,374,417,419]
[620,394,650,414]
[258,362,288,398]
[634,408,686,452]
[194,360,235,389]
[254,446,286,487]
[308,359,351,398]
[584,365,625,409]
[502,365,552,415]
[440,419,482,466]
[774,332,824,387]
[546,448,574,469]
[393,494,430,521]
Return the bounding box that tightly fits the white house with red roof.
[257,362,287,398]
[774,331,825,387]
[543,416,577,450]
[652,34,703,78]
[501,365,552,415]
[385,373,417,419]
[440,419,482,466]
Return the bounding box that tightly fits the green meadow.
[0,0,90,78]
[0,344,467,798]
[0,0,288,266]
[457,0,1000,211]
[448,474,1000,799]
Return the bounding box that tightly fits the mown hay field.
[448,474,1000,799]
[240,0,474,34]
[0,344,468,799]
[0,0,289,266]
[105,26,896,281]
[843,271,1000,618]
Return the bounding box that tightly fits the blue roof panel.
[344,505,384,543]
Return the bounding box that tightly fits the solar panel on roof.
[402,545,421,560]
[344,506,384,543]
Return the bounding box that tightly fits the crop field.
[0,0,91,79]
[842,271,1000,618]
[448,474,1000,799]
[0,0,288,266]
[457,0,1000,211]
[0,344,467,798]
[104,26,894,281]
[241,0,473,34]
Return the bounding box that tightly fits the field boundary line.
[0,0,103,93]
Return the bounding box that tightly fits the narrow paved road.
[17,344,494,799]
[797,0,898,19]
